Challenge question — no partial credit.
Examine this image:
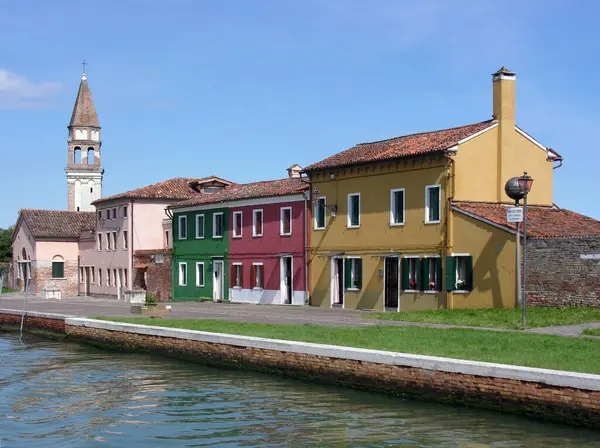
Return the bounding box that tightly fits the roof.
[170,177,309,209]
[92,176,233,205]
[16,209,96,240]
[303,120,495,172]
[69,75,100,128]
[453,202,600,239]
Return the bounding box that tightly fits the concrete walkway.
[1,292,599,337]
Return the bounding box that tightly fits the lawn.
[97,317,600,374]
[364,307,600,329]
[583,328,600,337]
[1,287,16,294]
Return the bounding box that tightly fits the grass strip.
[583,328,600,337]
[364,307,600,329]
[96,317,600,374]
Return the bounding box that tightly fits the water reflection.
[0,333,598,447]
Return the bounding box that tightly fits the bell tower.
[66,64,104,212]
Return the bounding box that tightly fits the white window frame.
[97,232,102,251]
[178,215,187,240]
[346,256,362,291]
[424,254,441,294]
[252,209,263,237]
[106,231,111,251]
[232,211,243,238]
[232,262,243,289]
[390,188,405,226]
[314,196,327,230]
[112,231,117,251]
[122,206,128,218]
[195,214,205,239]
[347,193,361,228]
[280,206,292,236]
[252,262,264,289]
[123,230,128,249]
[404,255,420,292]
[213,212,224,239]
[425,184,441,224]
[178,262,187,286]
[452,252,471,293]
[195,262,205,287]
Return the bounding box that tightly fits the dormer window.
[203,186,222,194]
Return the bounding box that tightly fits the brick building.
[133,249,173,302]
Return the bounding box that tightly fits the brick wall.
[0,312,66,334]
[527,237,600,307]
[133,250,172,302]
[66,324,600,428]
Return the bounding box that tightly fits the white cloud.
[0,69,62,109]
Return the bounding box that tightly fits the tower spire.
[81,58,87,80]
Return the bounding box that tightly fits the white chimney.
[287,164,302,179]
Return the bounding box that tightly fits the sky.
[1,0,599,228]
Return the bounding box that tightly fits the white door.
[280,256,293,304]
[213,260,224,301]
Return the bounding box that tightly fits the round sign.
[504,177,524,202]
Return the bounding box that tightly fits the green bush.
[198,297,213,302]
[145,291,158,305]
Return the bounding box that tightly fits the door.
[331,258,344,306]
[384,257,399,310]
[85,267,91,296]
[280,256,293,304]
[213,260,224,301]
[116,268,123,300]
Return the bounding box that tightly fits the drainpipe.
[129,200,134,293]
[444,154,456,310]
[304,195,310,305]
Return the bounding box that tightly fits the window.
[347,193,360,228]
[446,255,473,292]
[402,257,420,291]
[98,268,102,286]
[423,256,441,292]
[425,185,441,223]
[178,263,187,286]
[280,207,292,235]
[91,267,95,284]
[178,215,187,240]
[114,269,118,287]
[107,269,111,286]
[344,258,363,290]
[112,208,117,219]
[122,206,128,218]
[314,197,326,230]
[204,186,222,193]
[156,254,164,264]
[123,230,128,249]
[51,256,64,278]
[213,212,224,238]
[79,267,84,283]
[231,263,243,288]
[112,232,117,251]
[251,263,264,289]
[107,232,112,250]
[390,189,405,225]
[232,211,243,238]
[97,210,102,220]
[165,230,170,247]
[252,210,263,237]
[195,214,204,239]
[196,262,205,287]
[124,269,128,287]
[97,233,102,251]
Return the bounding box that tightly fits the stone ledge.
[0,309,74,321]
[65,317,600,392]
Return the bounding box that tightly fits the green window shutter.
[401,258,409,290]
[356,259,363,289]
[52,262,64,278]
[436,259,443,290]
[51,262,57,278]
[419,258,428,291]
[344,259,352,289]
[445,256,457,291]
[466,256,474,291]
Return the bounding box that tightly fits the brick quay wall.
[2,309,600,428]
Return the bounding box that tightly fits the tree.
[0,226,13,262]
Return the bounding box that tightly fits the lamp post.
[518,172,533,328]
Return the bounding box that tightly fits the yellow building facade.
[304,67,562,311]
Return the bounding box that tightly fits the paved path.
[1,292,599,337]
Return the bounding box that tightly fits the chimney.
[287,164,302,179]
[492,66,516,202]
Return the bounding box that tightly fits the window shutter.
[251,265,256,288]
[356,259,363,289]
[466,256,474,291]
[401,258,409,290]
[436,259,443,290]
[445,256,457,291]
[344,259,352,289]
[419,258,428,291]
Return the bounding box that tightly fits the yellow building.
[302,67,574,311]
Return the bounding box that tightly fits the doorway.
[213,260,224,301]
[280,256,293,304]
[384,257,399,311]
[331,257,344,307]
[84,267,91,296]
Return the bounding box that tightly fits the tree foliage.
[0,226,13,261]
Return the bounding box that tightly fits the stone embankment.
[2,308,600,428]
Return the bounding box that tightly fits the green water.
[0,334,598,447]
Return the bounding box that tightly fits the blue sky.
[1,0,599,228]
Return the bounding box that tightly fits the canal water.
[1,334,598,447]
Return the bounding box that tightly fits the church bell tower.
[66,65,104,211]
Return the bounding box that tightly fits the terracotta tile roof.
[170,178,309,209]
[304,120,495,172]
[17,209,96,239]
[69,76,100,128]
[453,202,600,239]
[93,176,233,205]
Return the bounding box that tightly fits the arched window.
[21,248,27,259]
[87,148,95,165]
[74,147,81,164]
[52,255,65,278]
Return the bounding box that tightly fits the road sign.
[506,207,523,223]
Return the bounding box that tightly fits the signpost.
[506,207,523,223]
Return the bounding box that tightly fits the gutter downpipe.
[129,200,134,294]
[444,153,455,310]
[299,175,311,306]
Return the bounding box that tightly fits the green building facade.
[171,207,229,301]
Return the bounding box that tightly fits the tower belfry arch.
[65,63,104,212]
